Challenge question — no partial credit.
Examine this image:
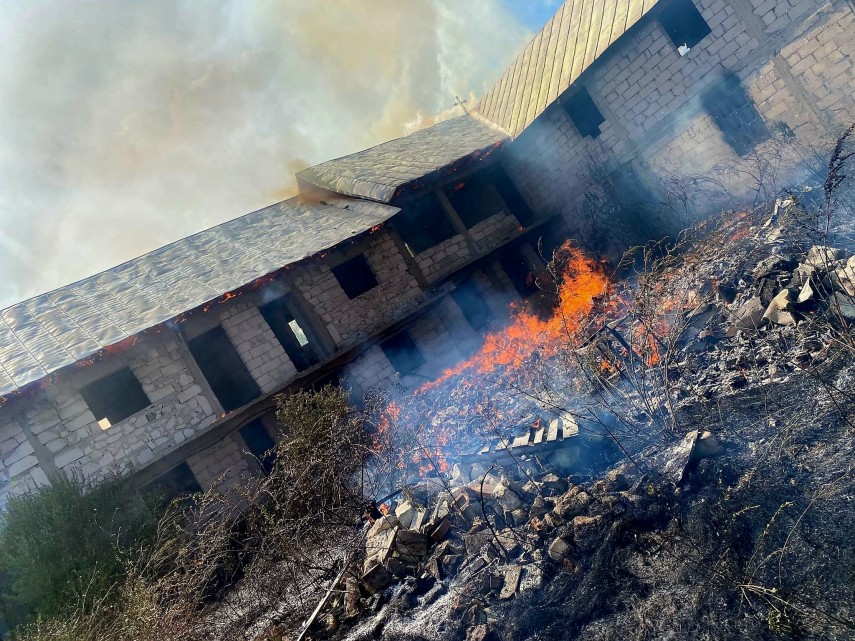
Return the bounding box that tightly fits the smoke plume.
[0,0,530,307]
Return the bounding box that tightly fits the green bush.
[0,473,160,629]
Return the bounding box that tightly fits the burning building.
[1,0,854,506]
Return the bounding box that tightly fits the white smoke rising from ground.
[0,0,530,307]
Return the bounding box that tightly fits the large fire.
[373,241,616,479]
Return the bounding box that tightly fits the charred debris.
[274,188,855,641]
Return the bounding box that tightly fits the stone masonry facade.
[3,0,854,506]
[0,164,539,506]
[503,0,855,250]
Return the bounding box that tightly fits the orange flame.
[422,241,611,390]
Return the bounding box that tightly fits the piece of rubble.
[428,517,451,542]
[499,508,520,528]
[694,431,724,459]
[795,278,815,305]
[492,480,524,511]
[805,245,845,270]
[763,289,796,325]
[553,488,591,519]
[361,561,393,593]
[395,529,429,563]
[368,514,400,535]
[548,536,572,562]
[834,256,855,296]
[464,525,493,556]
[499,565,522,599]
[453,487,485,523]
[541,473,569,495]
[344,577,361,619]
[480,571,503,594]
[662,430,723,484]
[529,496,550,519]
[727,296,766,336]
[467,623,490,641]
[571,515,604,552]
[364,524,398,572]
[493,529,522,558]
[395,501,418,529]
[604,470,630,492]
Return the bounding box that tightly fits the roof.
[296,115,509,203]
[0,197,399,398]
[474,0,661,138]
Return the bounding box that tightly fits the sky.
[0,0,561,309]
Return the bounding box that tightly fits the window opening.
[658,0,712,55]
[562,87,605,139]
[331,254,379,299]
[289,320,309,347]
[145,462,202,503]
[259,296,322,372]
[491,164,536,225]
[443,172,506,228]
[79,366,150,428]
[500,248,539,298]
[701,74,770,156]
[393,192,457,254]
[187,326,261,412]
[380,331,426,376]
[451,280,494,331]
[239,419,277,476]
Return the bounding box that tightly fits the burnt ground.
[330,360,855,641]
[296,199,855,641]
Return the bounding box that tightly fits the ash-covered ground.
[279,195,855,641]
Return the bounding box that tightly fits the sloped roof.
[296,115,509,203]
[475,0,661,138]
[0,197,399,398]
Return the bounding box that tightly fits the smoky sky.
[0,0,537,308]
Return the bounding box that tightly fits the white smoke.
[0,0,531,307]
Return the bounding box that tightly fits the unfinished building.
[1,0,853,505]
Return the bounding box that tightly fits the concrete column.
[433,188,481,256]
[173,328,226,416]
[13,410,61,482]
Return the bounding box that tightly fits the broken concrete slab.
[805,245,845,270]
[764,289,796,326]
[499,565,522,599]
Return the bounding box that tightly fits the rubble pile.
[294,452,681,641]
[280,201,855,641]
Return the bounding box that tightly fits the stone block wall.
[469,212,522,253]
[346,344,399,392]
[187,432,254,493]
[292,230,426,348]
[0,332,219,495]
[413,234,473,283]
[219,298,298,393]
[778,3,855,128]
[0,416,48,509]
[502,0,855,248]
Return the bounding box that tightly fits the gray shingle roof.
[475,0,661,138]
[0,197,399,398]
[296,115,509,202]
